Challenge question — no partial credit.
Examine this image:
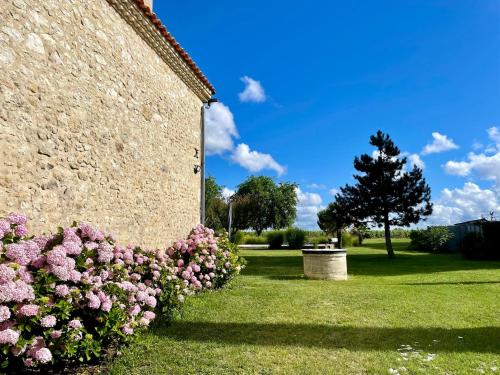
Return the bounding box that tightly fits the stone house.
[0,0,215,246]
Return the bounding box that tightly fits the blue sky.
[154,1,500,229]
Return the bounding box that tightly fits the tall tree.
[317,200,352,248]
[204,176,228,232]
[234,176,298,235]
[340,131,433,257]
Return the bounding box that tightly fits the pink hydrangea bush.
[0,213,244,371]
[168,225,243,291]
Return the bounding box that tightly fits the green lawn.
[108,239,500,375]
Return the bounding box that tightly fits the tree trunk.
[337,229,342,248]
[384,218,395,258]
[357,232,363,245]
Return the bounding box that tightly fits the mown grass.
[108,239,500,375]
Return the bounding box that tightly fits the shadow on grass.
[241,252,500,278]
[153,322,500,353]
[402,281,500,286]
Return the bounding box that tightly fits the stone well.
[302,249,347,280]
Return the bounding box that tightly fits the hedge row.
[0,213,244,371]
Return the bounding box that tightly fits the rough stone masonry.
[0,0,214,247]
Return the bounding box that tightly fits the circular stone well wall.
[302,249,347,280]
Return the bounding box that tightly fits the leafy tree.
[339,131,433,257]
[317,199,353,247]
[204,176,228,232]
[233,176,298,235]
[351,223,369,245]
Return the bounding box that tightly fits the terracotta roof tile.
[133,0,215,95]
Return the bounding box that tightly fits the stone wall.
[0,0,204,247]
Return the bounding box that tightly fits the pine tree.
[340,131,433,257]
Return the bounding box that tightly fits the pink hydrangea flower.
[31,255,46,269]
[46,247,67,266]
[0,306,11,322]
[68,319,82,329]
[145,296,157,308]
[33,236,51,252]
[17,304,39,317]
[0,219,10,238]
[63,241,82,256]
[7,213,27,225]
[136,291,147,302]
[18,266,33,283]
[69,270,82,283]
[101,300,112,312]
[24,358,34,367]
[0,328,20,345]
[50,330,62,339]
[128,304,141,316]
[0,265,16,284]
[49,265,70,281]
[97,243,114,263]
[33,347,52,363]
[86,292,101,309]
[122,325,134,335]
[5,243,31,266]
[84,241,99,251]
[40,315,56,328]
[55,285,70,297]
[14,224,28,237]
[0,280,35,303]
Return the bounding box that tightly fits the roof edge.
[106,0,215,101]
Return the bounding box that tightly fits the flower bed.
[0,213,244,371]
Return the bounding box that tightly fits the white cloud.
[428,183,500,225]
[295,187,324,229]
[205,102,283,175]
[421,132,459,155]
[444,152,500,183]
[296,187,322,206]
[204,102,239,155]
[221,187,235,200]
[329,188,339,196]
[401,152,425,169]
[487,126,500,148]
[238,76,266,103]
[231,143,285,175]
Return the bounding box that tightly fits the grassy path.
[109,239,500,374]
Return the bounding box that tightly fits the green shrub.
[285,228,306,249]
[351,235,360,247]
[243,234,268,245]
[305,232,328,245]
[364,229,411,239]
[266,231,284,249]
[341,231,353,247]
[409,226,453,253]
[231,231,245,245]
